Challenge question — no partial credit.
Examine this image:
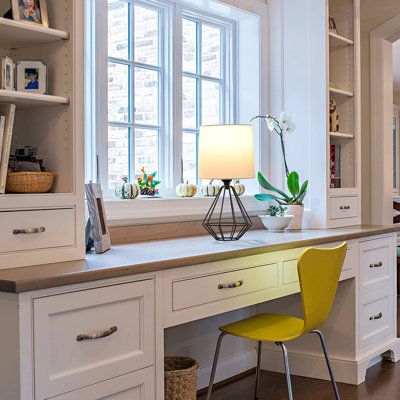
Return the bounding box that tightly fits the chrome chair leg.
[206,333,226,400]
[312,330,340,400]
[254,341,262,400]
[276,342,293,400]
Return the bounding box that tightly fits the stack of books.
[0,104,16,194]
[330,144,342,188]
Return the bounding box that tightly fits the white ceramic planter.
[258,215,293,232]
[285,205,304,230]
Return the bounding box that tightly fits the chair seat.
[220,313,305,342]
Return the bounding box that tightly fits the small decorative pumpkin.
[114,177,139,199]
[201,179,221,197]
[176,181,197,197]
[233,180,245,196]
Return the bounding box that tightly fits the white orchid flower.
[265,116,275,132]
[278,112,295,134]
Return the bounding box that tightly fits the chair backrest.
[297,242,347,333]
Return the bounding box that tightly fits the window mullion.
[129,2,136,180]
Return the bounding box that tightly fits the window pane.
[202,24,222,78]
[108,62,129,123]
[182,131,197,183]
[182,19,197,74]
[108,125,129,188]
[202,80,221,125]
[134,5,159,66]
[108,0,129,59]
[135,67,159,125]
[135,129,159,177]
[182,76,197,129]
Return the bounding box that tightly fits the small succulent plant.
[266,204,287,217]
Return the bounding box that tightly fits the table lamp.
[198,124,255,241]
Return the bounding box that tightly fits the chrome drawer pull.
[76,326,118,342]
[369,313,383,321]
[340,206,351,210]
[218,280,244,290]
[370,262,383,268]
[13,227,46,235]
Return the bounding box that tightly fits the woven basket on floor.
[165,356,199,400]
[6,172,55,193]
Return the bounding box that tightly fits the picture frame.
[0,57,15,91]
[11,0,49,28]
[329,16,338,35]
[16,60,47,94]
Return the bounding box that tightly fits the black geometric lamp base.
[202,179,252,241]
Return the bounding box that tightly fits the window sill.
[104,195,265,227]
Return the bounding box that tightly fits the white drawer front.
[359,237,393,290]
[172,263,278,311]
[34,280,155,400]
[0,208,75,253]
[329,196,359,220]
[360,295,393,349]
[52,367,155,400]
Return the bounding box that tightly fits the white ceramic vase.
[285,205,304,230]
[258,215,293,232]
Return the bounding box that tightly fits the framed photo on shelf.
[329,16,338,35]
[0,57,15,91]
[16,60,47,94]
[11,0,49,28]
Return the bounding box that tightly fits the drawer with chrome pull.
[0,208,75,253]
[329,196,359,220]
[33,279,155,400]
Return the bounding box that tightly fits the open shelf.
[0,90,69,108]
[329,32,354,48]
[330,132,354,139]
[0,17,68,49]
[329,87,354,98]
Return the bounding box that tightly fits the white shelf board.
[0,90,69,108]
[329,32,354,48]
[329,87,354,98]
[330,132,355,139]
[0,17,68,49]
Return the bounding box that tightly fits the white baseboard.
[197,350,256,390]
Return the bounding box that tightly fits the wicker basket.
[6,172,55,193]
[165,356,199,400]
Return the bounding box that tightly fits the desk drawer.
[172,263,278,311]
[329,196,359,220]
[34,280,155,400]
[0,208,75,253]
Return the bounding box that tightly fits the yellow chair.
[206,243,347,400]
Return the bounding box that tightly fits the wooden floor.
[198,299,400,400]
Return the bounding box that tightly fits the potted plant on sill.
[252,113,309,230]
[259,203,293,232]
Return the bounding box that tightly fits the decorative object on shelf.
[0,57,15,91]
[11,0,49,27]
[85,181,111,254]
[0,103,16,194]
[233,179,246,196]
[16,60,47,94]
[252,113,308,230]
[114,176,139,200]
[5,171,54,193]
[200,179,221,197]
[176,181,197,197]
[329,99,340,133]
[259,203,293,232]
[329,81,337,89]
[198,125,254,241]
[330,144,342,188]
[137,167,161,197]
[329,16,338,35]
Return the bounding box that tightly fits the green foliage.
[255,171,308,206]
[137,168,161,190]
[266,204,287,217]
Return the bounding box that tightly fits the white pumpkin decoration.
[201,179,221,197]
[114,177,140,199]
[233,180,245,196]
[176,181,197,197]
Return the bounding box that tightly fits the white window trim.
[86,0,269,225]
[394,105,400,196]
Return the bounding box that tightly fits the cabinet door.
[53,367,155,400]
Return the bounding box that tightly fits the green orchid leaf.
[254,193,286,203]
[257,172,291,202]
[287,171,300,197]
[295,180,309,204]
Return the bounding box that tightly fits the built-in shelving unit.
[0,90,69,108]
[329,87,354,98]
[329,32,353,48]
[329,132,355,139]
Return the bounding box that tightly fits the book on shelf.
[0,104,16,194]
[0,116,5,166]
[330,144,342,189]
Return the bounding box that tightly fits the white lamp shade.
[198,125,255,180]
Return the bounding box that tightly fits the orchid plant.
[251,112,309,206]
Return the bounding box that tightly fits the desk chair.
[206,243,347,400]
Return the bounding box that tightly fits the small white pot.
[285,205,304,230]
[258,215,293,232]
